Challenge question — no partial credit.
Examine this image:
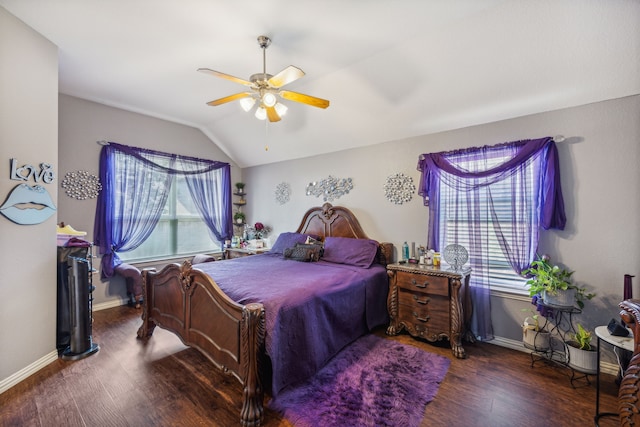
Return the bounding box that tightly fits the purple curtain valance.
[105,142,229,175]
[417,137,566,230]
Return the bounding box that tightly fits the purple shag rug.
[269,334,451,427]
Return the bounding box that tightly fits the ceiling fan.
[198,35,330,122]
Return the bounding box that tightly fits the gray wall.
[58,94,242,307]
[243,95,640,344]
[0,7,59,384]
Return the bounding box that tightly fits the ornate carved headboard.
[295,202,393,266]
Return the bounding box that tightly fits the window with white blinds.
[438,153,531,294]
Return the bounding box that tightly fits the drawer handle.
[410,278,428,288]
[412,312,430,322]
[413,295,430,305]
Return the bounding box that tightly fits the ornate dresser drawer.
[395,271,449,297]
[387,263,471,358]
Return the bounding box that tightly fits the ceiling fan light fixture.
[275,102,288,117]
[255,106,267,120]
[199,35,329,123]
[240,97,256,112]
[262,92,277,107]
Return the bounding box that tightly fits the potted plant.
[565,323,597,374]
[522,255,595,308]
[233,211,245,224]
[235,182,245,194]
[521,308,550,351]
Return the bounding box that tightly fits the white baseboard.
[0,350,58,395]
[1,299,129,395]
[93,298,128,312]
[488,336,620,376]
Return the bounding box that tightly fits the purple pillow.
[322,237,379,268]
[270,232,318,254]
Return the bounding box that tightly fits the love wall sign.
[0,158,57,225]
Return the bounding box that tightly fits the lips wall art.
[0,183,57,225]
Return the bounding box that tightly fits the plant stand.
[527,300,593,387]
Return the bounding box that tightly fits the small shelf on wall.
[233,184,246,232]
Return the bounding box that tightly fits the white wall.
[0,7,59,383]
[58,94,242,306]
[244,95,640,342]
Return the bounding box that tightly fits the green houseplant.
[235,182,245,193]
[521,308,550,351]
[233,211,245,224]
[522,255,595,309]
[565,323,597,374]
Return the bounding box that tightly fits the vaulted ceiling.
[2,0,638,168]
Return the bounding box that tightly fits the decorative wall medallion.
[306,176,353,202]
[384,173,415,204]
[274,182,291,205]
[61,170,102,200]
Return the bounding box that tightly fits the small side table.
[594,325,634,426]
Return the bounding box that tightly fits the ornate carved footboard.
[618,300,640,426]
[137,261,265,427]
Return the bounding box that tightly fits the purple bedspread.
[195,253,389,395]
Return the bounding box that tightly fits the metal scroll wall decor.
[306,175,353,202]
[0,158,57,225]
[274,182,291,205]
[384,172,415,204]
[61,170,102,200]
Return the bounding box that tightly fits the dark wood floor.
[1,305,621,427]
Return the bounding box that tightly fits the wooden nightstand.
[386,263,472,358]
[224,247,269,260]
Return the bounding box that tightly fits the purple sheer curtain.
[94,142,232,278]
[176,156,233,244]
[417,137,566,341]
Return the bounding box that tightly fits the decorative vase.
[542,288,576,307]
[624,274,634,300]
[565,341,597,374]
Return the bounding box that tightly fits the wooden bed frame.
[136,203,393,426]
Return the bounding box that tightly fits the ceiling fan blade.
[280,90,330,109]
[268,65,305,88]
[197,68,253,87]
[206,92,252,106]
[266,106,281,122]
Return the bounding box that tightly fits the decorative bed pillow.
[283,243,321,262]
[322,236,379,268]
[305,236,325,257]
[270,232,317,254]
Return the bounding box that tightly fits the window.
[94,142,232,278]
[438,152,532,293]
[120,176,221,261]
[418,137,565,340]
